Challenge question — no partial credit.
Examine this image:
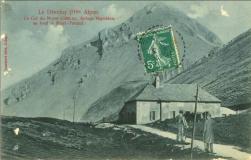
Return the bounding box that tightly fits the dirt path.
[128,125,251,160]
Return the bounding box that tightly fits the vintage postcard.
[0,1,251,160]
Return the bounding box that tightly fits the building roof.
[129,84,221,103]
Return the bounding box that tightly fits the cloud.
[105,4,131,20]
[220,5,230,17]
[187,4,209,19]
[3,25,69,88]
[107,4,118,16]
[44,25,69,53]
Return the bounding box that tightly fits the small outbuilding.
[119,84,221,124]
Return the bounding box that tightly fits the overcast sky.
[1,1,251,88]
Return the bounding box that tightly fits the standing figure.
[203,112,214,153]
[176,110,188,142]
[148,34,171,68]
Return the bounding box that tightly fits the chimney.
[155,75,160,88]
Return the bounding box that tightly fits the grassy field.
[0,116,226,160]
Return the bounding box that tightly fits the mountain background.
[166,29,251,110]
[2,3,250,122]
[3,1,251,88]
[83,27,251,121]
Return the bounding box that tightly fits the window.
[172,111,176,119]
[150,111,156,121]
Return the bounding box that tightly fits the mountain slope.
[166,29,251,110]
[2,3,221,121]
[82,81,148,122]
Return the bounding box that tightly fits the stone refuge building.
[119,84,221,124]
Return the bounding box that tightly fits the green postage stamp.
[136,26,180,73]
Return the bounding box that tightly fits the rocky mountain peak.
[3,3,224,121]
